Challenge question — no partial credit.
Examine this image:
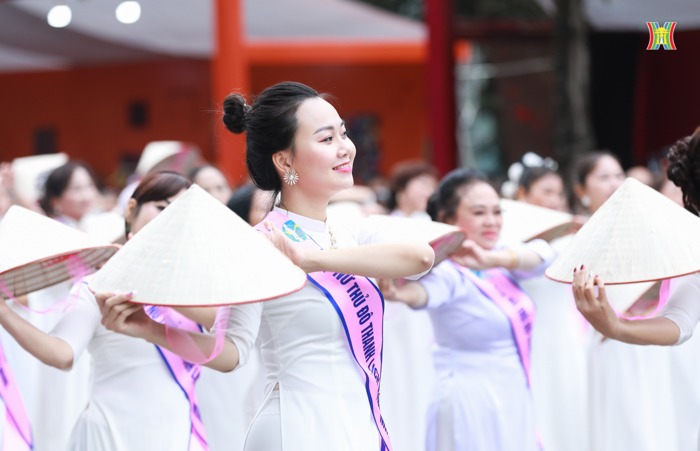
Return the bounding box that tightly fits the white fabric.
[196,348,267,451]
[660,273,700,344]
[50,277,191,451]
[521,235,589,451]
[224,209,387,451]
[416,240,552,451]
[355,211,436,451]
[12,282,93,451]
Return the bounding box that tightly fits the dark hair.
[222,81,325,198]
[125,171,192,238]
[427,167,490,223]
[226,183,257,224]
[572,151,620,187]
[667,126,700,215]
[387,161,438,211]
[39,161,98,217]
[519,166,561,193]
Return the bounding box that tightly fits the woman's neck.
[279,190,329,222]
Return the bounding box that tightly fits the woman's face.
[451,181,502,250]
[53,166,98,220]
[519,173,566,211]
[286,97,357,199]
[581,155,625,213]
[127,189,186,239]
[193,166,232,205]
[398,174,438,215]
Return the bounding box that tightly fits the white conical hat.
[11,153,68,206]
[0,206,119,299]
[354,214,465,265]
[89,185,307,306]
[546,177,700,284]
[135,141,202,176]
[499,198,576,244]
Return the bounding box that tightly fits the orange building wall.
[0,59,428,188]
[249,64,429,181]
[0,59,214,185]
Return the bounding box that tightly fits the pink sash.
[452,262,535,384]
[0,340,32,450]
[146,306,208,451]
[257,212,393,451]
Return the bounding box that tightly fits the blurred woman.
[383,167,554,451]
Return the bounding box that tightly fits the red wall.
[0,60,428,188]
[0,59,214,185]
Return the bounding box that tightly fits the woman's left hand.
[572,267,621,339]
[95,291,155,339]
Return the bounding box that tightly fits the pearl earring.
[283,168,299,186]
[580,195,591,208]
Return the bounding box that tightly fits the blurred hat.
[135,141,203,176]
[499,198,576,244]
[11,153,68,206]
[355,214,465,266]
[546,177,700,284]
[0,205,119,299]
[89,184,307,306]
[81,211,127,245]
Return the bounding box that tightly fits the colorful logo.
[282,220,307,242]
[646,22,677,50]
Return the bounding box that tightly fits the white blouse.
[224,208,381,451]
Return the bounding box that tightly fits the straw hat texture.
[546,177,700,284]
[0,205,119,299]
[89,184,307,306]
[499,198,576,244]
[11,153,68,206]
[356,214,465,265]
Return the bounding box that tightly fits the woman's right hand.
[572,267,621,339]
[95,292,157,339]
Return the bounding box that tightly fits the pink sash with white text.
[257,212,392,451]
[146,306,208,451]
[0,340,32,450]
[452,262,535,384]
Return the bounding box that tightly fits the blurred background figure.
[227,182,272,226]
[503,154,589,451]
[387,160,438,220]
[189,164,233,205]
[626,165,656,187]
[116,141,203,214]
[0,162,14,218]
[571,151,625,216]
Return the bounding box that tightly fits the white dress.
[50,277,192,451]
[417,240,554,451]
[520,235,589,451]
[224,210,385,451]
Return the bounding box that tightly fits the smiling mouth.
[333,162,352,171]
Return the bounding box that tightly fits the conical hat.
[355,214,465,265]
[0,206,120,299]
[89,185,307,306]
[135,141,202,176]
[499,198,575,244]
[546,177,700,284]
[11,153,68,205]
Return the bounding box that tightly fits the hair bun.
[667,128,700,214]
[222,93,251,134]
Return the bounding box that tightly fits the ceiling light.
[47,5,72,28]
[115,1,141,24]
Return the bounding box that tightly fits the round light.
[115,1,141,24]
[47,5,72,28]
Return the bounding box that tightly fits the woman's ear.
[272,150,293,175]
[124,198,137,240]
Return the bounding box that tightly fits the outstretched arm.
[0,301,75,370]
[573,267,681,345]
[264,221,435,279]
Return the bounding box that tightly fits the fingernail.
[581,264,585,270]
[574,267,577,273]
[127,290,137,298]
